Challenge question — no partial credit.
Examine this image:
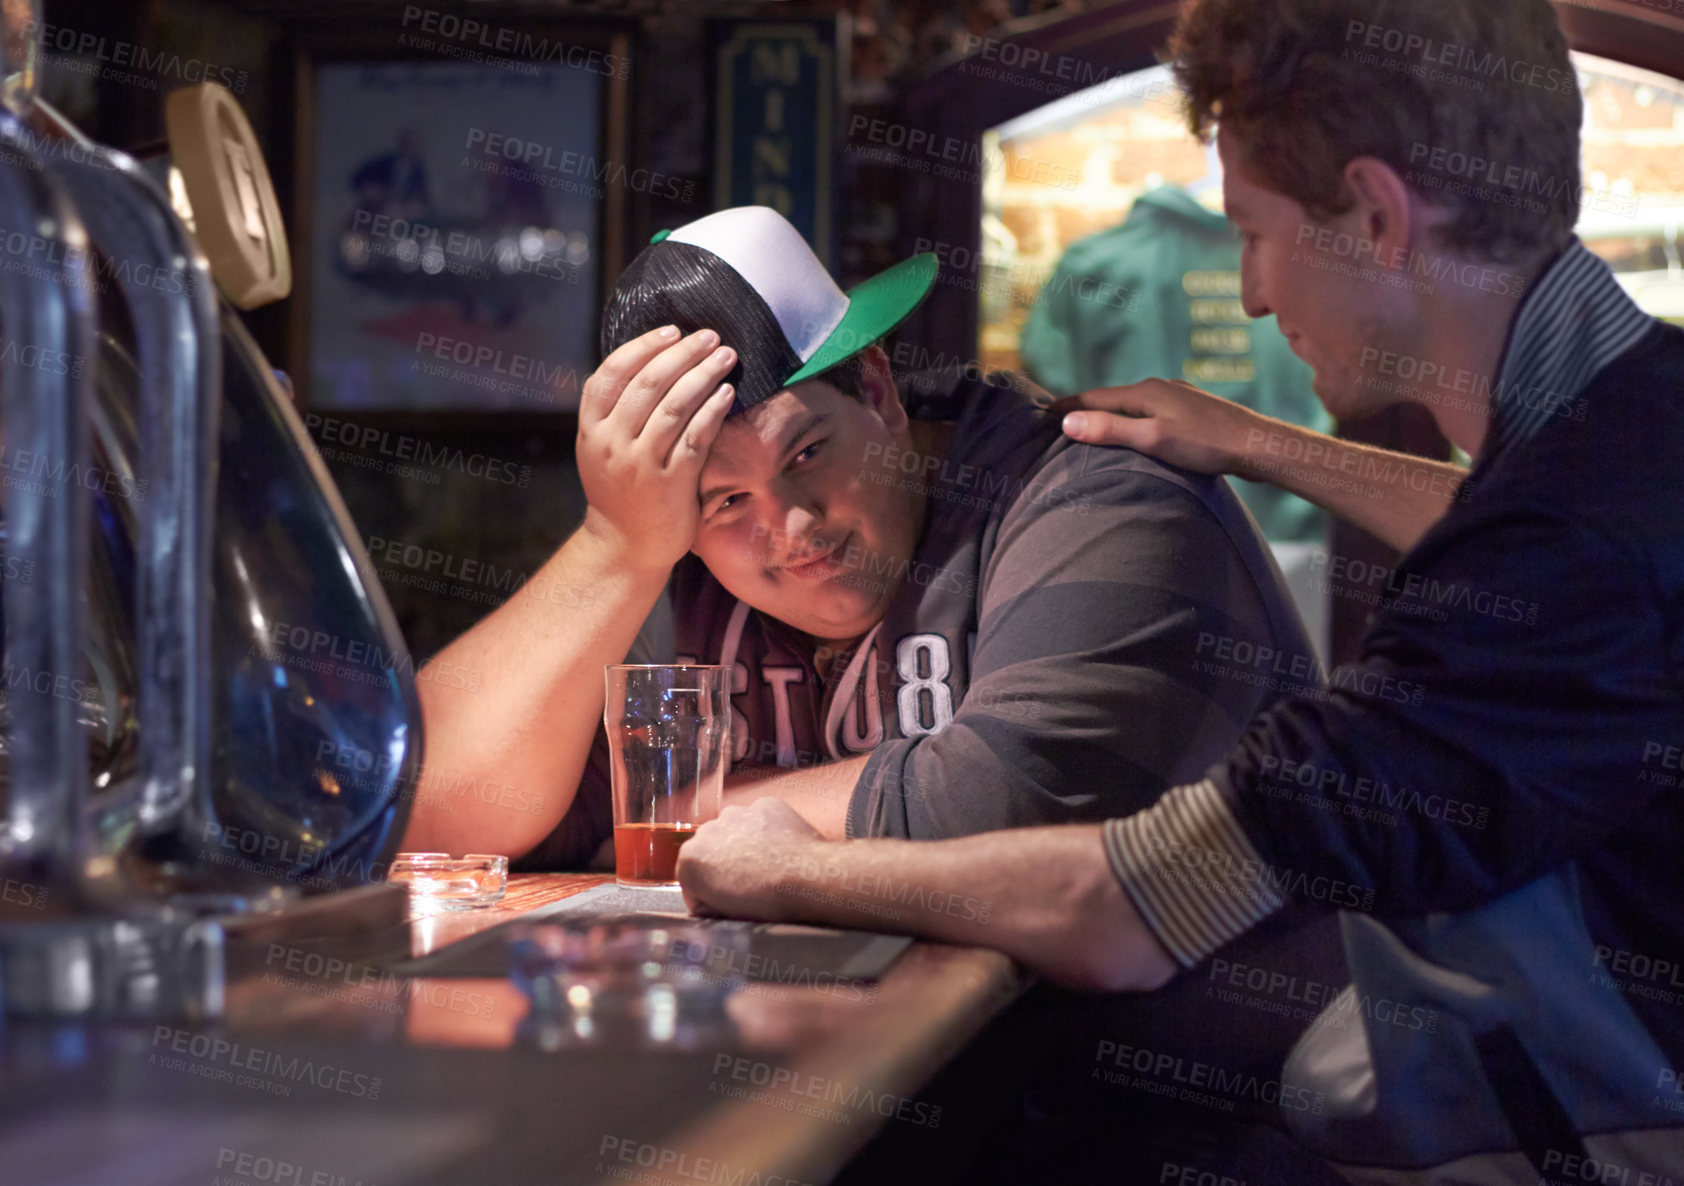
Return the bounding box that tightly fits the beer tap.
[0,0,225,1019]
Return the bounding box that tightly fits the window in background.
[1575,53,1684,325]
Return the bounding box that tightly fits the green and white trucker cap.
[600,205,939,412]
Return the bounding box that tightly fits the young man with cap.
[407,204,1319,868]
[677,0,1684,1178]
[408,201,1343,1163]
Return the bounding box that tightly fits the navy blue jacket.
[1105,240,1684,1169]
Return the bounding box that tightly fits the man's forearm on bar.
[1234,419,1467,552]
[746,826,1177,991]
[724,754,867,840]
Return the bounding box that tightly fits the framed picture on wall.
[290,23,630,418]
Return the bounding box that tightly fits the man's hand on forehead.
[575,325,739,572]
[585,324,733,432]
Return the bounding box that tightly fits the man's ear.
[857,345,907,432]
[1343,156,1416,272]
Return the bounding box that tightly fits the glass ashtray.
[388,852,508,910]
[507,918,752,1049]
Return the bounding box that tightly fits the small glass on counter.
[508,918,750,1049]
[388,852,509,910]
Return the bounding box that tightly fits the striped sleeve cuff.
[1102,779,1285,968]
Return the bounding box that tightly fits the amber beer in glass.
[604,665,731,886]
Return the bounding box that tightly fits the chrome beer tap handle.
[33,109,292,911]
[0,8,224,1019]
[0,109,100,901]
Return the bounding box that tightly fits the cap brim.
[785,253,939,386]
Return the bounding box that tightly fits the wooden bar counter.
[0,874,1028,1186]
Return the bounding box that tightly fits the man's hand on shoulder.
[1055,376,1463,551]
[577,325,740,573]
[677,799,822,921]
[1055,378,1262,476]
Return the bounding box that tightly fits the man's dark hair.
[811,352,869,400]
[1169,0,1582,264]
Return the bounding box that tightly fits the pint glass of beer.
[604,665,732,887]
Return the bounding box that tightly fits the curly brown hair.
[1169,0,1582,265]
